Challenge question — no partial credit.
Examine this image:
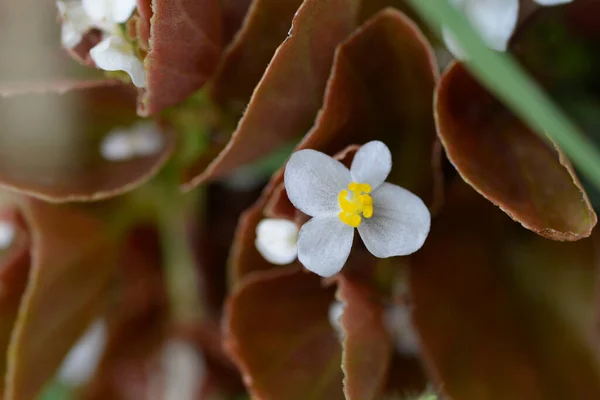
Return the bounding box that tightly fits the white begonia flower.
[255,218,299,265]
[57,0,146,88]
[0,221,15,250]
[58,319,107,387]
[284,141,431,278]
[100,122,164,161]
[444,0,573,59]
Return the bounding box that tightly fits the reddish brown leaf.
[264,183,296,220]
[184,0,361,188]
[0,209,30,396]
[410,180,600,400]
[5,201,117,400]
[336,274,392,400]
[250,8,441,214]
[84,226,168,399]
[224,266,343,400]
[436,61,595,240]
[220,0,254,44]
[210,0,305,115]
[139,0,222,116]
[292,8,440,205]
[0,84,175,202]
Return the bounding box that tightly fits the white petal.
[350,141,391,190]
[358,183,430,258]
[255,219,298,265]
[466,0,519,51]
[297,216,354,277]
[82,0,136,23]
[130,123,164,156]
[100,129,135,161]
[284,150,351,217]
[58,319,107,387]
[535,0,572,4]
[90,37,147,88]
[444,0,519,58]
[57,1,95,49]
[0,221,15,250]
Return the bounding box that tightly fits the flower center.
[338,182,373,228]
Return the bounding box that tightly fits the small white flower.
[58,319,107,387]
[284,141,431,278]
[57,0,146,87]
[100,122,163,161]
[328,300,346,341]
[255,218,299,265]
[0,221,15,250]
[444,0,573,59]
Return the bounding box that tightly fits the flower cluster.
[57,0,145,87]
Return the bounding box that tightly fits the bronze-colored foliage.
[290,8,441,206]
[84,226,168,399]
[436,61,595,241]
[435,0,600,241]
[224,266,343,400]
[220,0,254,44]
[229,6,440,284]
[138,0,222,116]
[186,0,361,188]
[0,83,175,202]
[411,180,600,400]
[336,274,392,400]
[210,0,305,116]
[5,200,117,400]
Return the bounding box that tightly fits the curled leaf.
[210,0,305,115]
[257,8,441,211]
[185,0,361,188]
[139,0,222,116]
[5,200,117,400]
[224,267,343,400]
[84,226,167,399]
[436,61,595,240]
[291,8,441,205]
[0,84,175,202]
[336,274,392,400]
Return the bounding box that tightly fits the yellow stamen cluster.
[338,182,373,227]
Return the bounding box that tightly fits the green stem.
[408,0,600,191]
[155,166,203,324]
